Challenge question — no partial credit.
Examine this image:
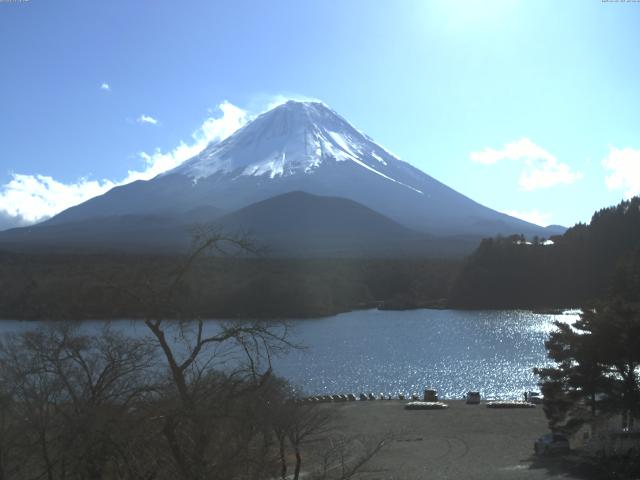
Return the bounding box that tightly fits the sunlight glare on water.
[270,309,580,400]
[0,309,580,400]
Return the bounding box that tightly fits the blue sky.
[1,0,639,230]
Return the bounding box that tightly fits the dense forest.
[1,196,638,319]
[0,252,459,320]
[450,196,640,309]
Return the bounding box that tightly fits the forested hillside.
[2,197,638,319]
[0,253,458,320]
[449,197,640,308]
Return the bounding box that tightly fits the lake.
[0,308,578,400]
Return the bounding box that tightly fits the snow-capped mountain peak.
[171,100,422,194]
[34,98,554,241]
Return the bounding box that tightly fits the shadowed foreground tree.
[133,228,295,479]
[535,299,640,435]
[132,228,392,480]
[0,324,158,480]
[535,252,640,435]
[0,228,391,480]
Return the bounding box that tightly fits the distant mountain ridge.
[0,100,564,255]
[0,192,482,256]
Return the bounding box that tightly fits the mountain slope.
[216,191,430,256]
[42,100,555,238]
[0,214,191,253]
[0,191,484,256]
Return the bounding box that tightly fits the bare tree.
[129,228,294,480]
[129,228,391,480]
[286,403,333,480]
[0,227,391,480]
[264,383,392,480]
[0,323,158,480]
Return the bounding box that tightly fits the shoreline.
[0,305,581,322]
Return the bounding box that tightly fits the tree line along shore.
[0,196,638,320]
[0,275,636,479]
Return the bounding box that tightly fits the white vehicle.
[534,433,570,455]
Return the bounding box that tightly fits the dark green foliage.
[450,196,640,308]
[535,298,640,433]
[0,254,460,320]
[612,248,640,303]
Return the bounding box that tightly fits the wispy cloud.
[470,138,582,190]
[100,82,111,92]
[602,146,640,199]
[0,210,30,231]
[504,209,552,227]
[129,101,247,183]
[137,114,159,125]
[264,93,323,111]
[0,101,247,228]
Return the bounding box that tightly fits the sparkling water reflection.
[270,309,578,400]
[0,309,578,400]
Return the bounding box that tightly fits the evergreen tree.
[536,298,640,432]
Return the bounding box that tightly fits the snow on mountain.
[171,101,422,193]
[38,99,554,239]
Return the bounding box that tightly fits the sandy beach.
[319,400,600,480]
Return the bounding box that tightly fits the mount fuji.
[0,100,563,255]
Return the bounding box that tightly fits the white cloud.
[100,83,111,91]
[0,210,30,231]
[264,93,323,111]
[602,146,640,199]
[0,175,116,225]
[0,101,247,228]
[127,101,247,183]
[504,209,552,227]
[470,138,582,190]
[137,114,159,125]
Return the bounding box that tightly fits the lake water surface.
[0,309,578,400]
